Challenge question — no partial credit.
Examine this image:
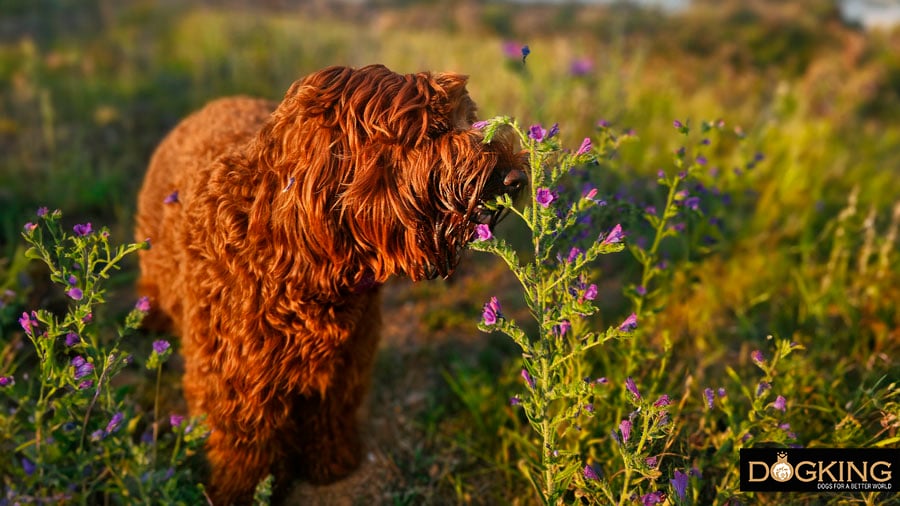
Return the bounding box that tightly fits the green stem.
[152,364,162,467]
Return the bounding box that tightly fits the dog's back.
[135,97,273,330]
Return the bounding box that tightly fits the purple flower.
[756,381,771,396]
[696,155,708,166]
[583,463,601,481]
[584,403,595,413]
[625,376,641,399]
[82,312,93,324]
[0,376,13,387]
[78,379,93,390]
[646,456,658,467]
[601,224,624,245]
[521,369,535,389]
[24,222,37,233]
[597,119,611,128]
[475,224,492,241]
[73,223,93,237]
[521,44,530,63]
[21,458,35,476]
[72,356,93,380]
[37,207,48,217]
[502,41,522,59]
[684,196,701,210]
[620,419,632,443]
[509,396,521,407]
[547,123,560,139]
[641,491,665,506]
[91,429,105,441]
[482,297,500,325]
[704,387,715,409]
[535,188,556,207]
[163,190,179,204]
[773,395,787,412]
[718,387,727,398]
[472,120,489,130]
[170,413,185,428]
[575,137,592,156]
[67,275,77,285]
[751,349,765,364]
[583,283,598,301]
[153,340,170,354]
[618,312,638,332]
[66,287,84,301]
[652,394,671,408]
[135,296,151,313]
[671,470,689,501]
[65,332,80,346]
[567,247,582,263]
[636,285,647,296]
[106,412,124,434]
[528,124,547,142]
[570,57,594,76]
[19,311,37,334]
[553,320,571,338]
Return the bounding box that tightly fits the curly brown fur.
[135,64,525,505]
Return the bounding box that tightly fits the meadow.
[0,0,898,504]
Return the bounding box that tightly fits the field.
[1,0,899,504]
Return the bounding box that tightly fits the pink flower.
[620,419,632,443]
[618,312,638,332]
[601,224,624,245]
[773,395,787,412]
[135,296,151,313]
[575,137,592,156]
[625,376,641,399]
[521,369,535,389]
[536,188,557,207]
[475,224,492,241]
[73,223,93,237]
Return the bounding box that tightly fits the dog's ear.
[427,72,476,134]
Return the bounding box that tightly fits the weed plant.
[0,210,206,505]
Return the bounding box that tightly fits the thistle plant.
[0,209,206,504]
[471,117,639,503]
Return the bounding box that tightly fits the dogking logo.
[740,448,898,493]
[770,452,793,482]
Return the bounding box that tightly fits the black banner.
[740,448,898,493]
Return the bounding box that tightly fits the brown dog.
[135,64,526,504]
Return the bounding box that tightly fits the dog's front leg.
[290,294,382,484]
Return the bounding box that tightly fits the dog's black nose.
[503,169,528,189]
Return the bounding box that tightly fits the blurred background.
[2,0,900,250]
[1,1,899,503]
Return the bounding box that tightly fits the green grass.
[1,0,898,504]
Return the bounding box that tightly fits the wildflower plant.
[471,117,642,503]
[0,209,206,504]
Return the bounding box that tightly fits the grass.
[1,0,898,504]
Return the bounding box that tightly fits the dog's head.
[260,65,526,290]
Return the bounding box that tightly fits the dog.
[135,64,527,504]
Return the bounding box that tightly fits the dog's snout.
[503,169,527,189]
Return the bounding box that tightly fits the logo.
[770,452,793,482]
[740,448,898,493]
